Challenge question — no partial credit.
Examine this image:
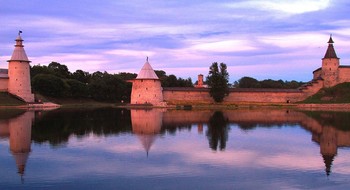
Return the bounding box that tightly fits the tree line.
[234,76,304,89]
[30,62,193,102]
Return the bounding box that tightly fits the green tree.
[206,62,229,102]
[72,70,91,83]
[238,76,260,88]
[65,79,89,98]
[32,74,68,97]
[48,62,71,79]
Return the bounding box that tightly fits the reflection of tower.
[197,123,203,134]
[319,126,337,176]
[9,111,34,179]
[131,109,162,156]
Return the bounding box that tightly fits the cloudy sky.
[1,0,350,82]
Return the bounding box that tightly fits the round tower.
[321,36,340,87]
[130,58,163,105]
[7,31,34,102]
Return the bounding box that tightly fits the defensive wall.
[163,87,320,104]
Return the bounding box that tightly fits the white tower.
[130,58,163,105]
[7,31,34,102]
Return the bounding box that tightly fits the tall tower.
[130,58,163,105]
[322,36,340,87]
[7,32,34,102]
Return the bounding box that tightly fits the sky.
[1,0,350,83]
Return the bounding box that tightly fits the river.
[1,108,350,189]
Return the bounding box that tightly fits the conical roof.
[323,36,338,59]
[136,59,159,79]
[8,33,30,62]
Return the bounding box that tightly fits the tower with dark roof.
[321,36,340,87]
[7,32,34,102]
[129,58,163,105]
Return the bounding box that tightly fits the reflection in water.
[0,111,34,182]
[131,109,163,155]
[2,107,350,188]
[206,111,229,151]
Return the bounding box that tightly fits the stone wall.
[0,78,8,91]
[163,88,306,104]
[338,67,350,84]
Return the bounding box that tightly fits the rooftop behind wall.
[0,69,9,78]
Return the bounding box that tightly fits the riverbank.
[3,97,350,112]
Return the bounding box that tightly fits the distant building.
[0,32,34,102]
[194,74,208,88]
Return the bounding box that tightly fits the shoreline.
[2,102,350,112]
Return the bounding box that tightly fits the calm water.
[1,108,350,189]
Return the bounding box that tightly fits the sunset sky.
[1,0,350,82]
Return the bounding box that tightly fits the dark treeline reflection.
[304,111,350,131]
[32,108,132,146]
[207,111,229,151]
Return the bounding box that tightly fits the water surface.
[1,108,350,189]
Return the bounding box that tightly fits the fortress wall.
[163,89,214,103]
[300,80,324,97]
[0,78,8,91]
[225,91,304,103]
[164,89,305,103]
[338,68,350,84]
[313,69,322,79]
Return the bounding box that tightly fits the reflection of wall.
[7,111,34,177]
[0,120,10,138]
[131,109,163,154]
[161,109,350,176]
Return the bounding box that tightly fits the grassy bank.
[0,92,26,106]
[301,82,350,104]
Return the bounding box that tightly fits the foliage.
[155,70,193,87]
[206,62,229,102]
[32,74,68,97]
[31,62,132,102]
[65,79,89,98]
[236,76,304,89]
